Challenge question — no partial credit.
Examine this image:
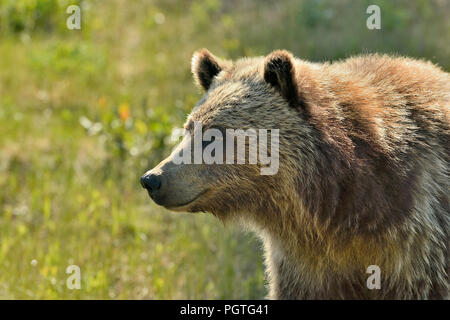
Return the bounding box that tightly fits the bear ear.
[191,49,228,91]
[263,50,299,107]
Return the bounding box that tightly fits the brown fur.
[144,49,449,299]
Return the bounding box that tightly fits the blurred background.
[0,0,448,299]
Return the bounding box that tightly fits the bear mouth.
[165,189,209,212]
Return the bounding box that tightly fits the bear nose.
[140,173,161,195]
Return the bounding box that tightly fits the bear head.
[141,49,313,221]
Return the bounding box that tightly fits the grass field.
[0,0,448,299]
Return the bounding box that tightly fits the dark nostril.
[140,174,161,193]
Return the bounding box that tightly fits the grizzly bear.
[141,49,449,299]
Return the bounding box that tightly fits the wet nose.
[140,173,161,195]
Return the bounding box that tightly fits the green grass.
[0,0,448,299]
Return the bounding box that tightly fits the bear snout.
[140,173,162,199]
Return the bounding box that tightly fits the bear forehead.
[218,57,265,82]
[187,83,279,129]
[186,85,250,130]
[185,56,293,130]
